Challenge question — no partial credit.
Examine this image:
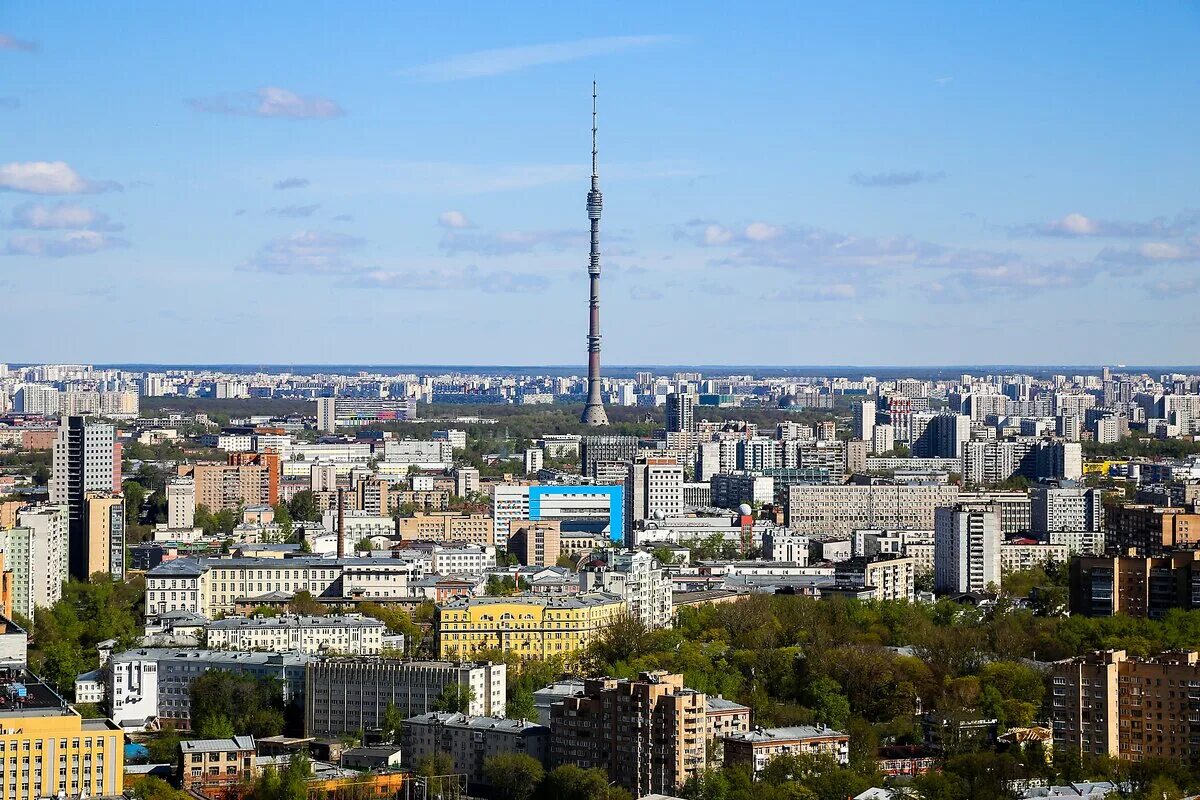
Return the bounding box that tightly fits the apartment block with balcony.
[550,671,707,797]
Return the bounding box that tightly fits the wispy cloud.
[763,284,863,302]
[4,231,128,258]
[7,202,121,231]
[0,97,18,110]
[267,204,321,218]
[342,266,549,293]
[438,210,474,229]
[189,87,344,119]
[1098,238,1200,266]
[850,170,945,188]
[401,35,674,81]
[1012,211,1200,238]
[0,161,121,195]
[0,34,37,53]
[273,177,310,191]
[439,228,583,256]
[242,231,365,274]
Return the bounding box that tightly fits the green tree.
[146,726,182,764]
[189,670,286,739]
[130,776,189,800]
[483,752,544,800]
[288,490,322,522]
[506,686,538,721]
[539,765,632,800]
[272,502,293,540]
[288,590,328,616]
[194,504,217,534]
[432,683,475,713]
[380,701,404,744]
[123,480,147,526]
[246,752,311,800]
[355,536,373,552]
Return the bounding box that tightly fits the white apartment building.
[999,542,1069,573]
[786,484,960,536]
[1047,528,1106,556]
[204,614,386,655]
[430,545,496,575]
[167,477,196,530]
[492,485,531,546]
[49,419,116,504]
[144,556,422,620]
[579,549,674,629]
[320,510,395,539]
[316,398,336,433]
[626,459,685,527]
[763,530,810,564]
[934,502,1002,594]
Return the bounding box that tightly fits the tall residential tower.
[580,83,609,426]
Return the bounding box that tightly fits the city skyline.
[3,3,1199,365]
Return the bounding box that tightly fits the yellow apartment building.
[436,592,624,661]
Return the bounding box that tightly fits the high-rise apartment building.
[550,672,707,797]
[934,502,1002,594]
[167,477,196,530]
[189,459,277,512]
[84,492,125,579]
[51,416,118,581]
[581,435,639,475]
[578,548,674,629]
[316,397,337,433]
[1,506,68,619]
[855,400,876,441]
[1050,649,1200,762]
[1031,485,1105,535]
[1105,505,1200,555]
[625,458,685,528]
[666,391,696,434]
[1070,551,1200,618]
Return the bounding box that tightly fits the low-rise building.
[0,668,125,800]
[304,658,506,737]
[204,614,386,655]
[435,592,625,661]
[108,648,312,732]
[723,725,849,775]
[179,736,256,798]
[402,712,550,788]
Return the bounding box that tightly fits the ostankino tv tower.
[580,82,610,426]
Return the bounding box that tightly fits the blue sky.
[2,2,1199,366]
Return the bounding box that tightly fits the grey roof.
[404,712,549,733]
[725,725,847,743]
[439,591,622,609]
[706,696,750,713]
[342,745,403,758]
[207,614,385,631]
[181,736,256,753]
[110,648,314,667]
[147,555,421,576]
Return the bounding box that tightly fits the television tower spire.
[581,81,609,426]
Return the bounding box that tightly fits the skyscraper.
[580,83,609,426]
[51,415,118,581]
[665,391,695,434]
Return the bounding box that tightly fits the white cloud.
[438,210,474,229]
[763,284,861,302]
[8,202,120,231]
[189,87,344,119]
[1015,210,1200,238]
[439,228,583,256]
[343,266,548,293]
[0,161,120,195]
[243,231,365,274]
[744,222,782,242]
[1098,238,1200,265]
[702,225,733,246]
[4,231,128,258]
[401,35,675,82]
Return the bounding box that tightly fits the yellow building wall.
[436,597,624,661]
[0,714,124,800]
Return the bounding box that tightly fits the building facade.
[435,593,625,661]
